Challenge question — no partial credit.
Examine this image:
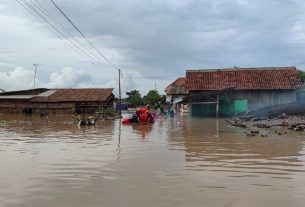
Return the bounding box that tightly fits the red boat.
[122,113,155,125]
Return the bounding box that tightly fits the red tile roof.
[31,88,114,102]
[185,67,303,91]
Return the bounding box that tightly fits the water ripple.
[0,115,305,207]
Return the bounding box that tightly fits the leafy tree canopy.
[126,90,143,107]
[298,70,305,85]
[143,90,162,105]
[160,95,166,104]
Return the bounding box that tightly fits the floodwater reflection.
[132,123,154,139]
[0,114,305,207]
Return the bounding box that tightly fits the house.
[0,88,115,114]
[185,67,303,116]
[165,77,189,112]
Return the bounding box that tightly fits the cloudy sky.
[0,0,305,96]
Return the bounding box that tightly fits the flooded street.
[0,114,305,207]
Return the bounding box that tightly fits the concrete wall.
[189,90,298,116]
[229,90,297,111]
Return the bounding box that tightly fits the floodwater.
[0,114,305,207]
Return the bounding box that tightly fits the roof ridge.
[48,88,114,92]
[187,66,297,73]
[185,67,303,90]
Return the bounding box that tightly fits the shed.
[0,88,114,114]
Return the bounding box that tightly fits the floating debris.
[226,119,247,128]
[73,115,96,126]
[230,112,305,136]
[253,123,271,128]
[288,123,305,131]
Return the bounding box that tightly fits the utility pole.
[33,64,40,94]
[118,69,122,117]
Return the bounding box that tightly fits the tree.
[160,95,166,104]
[298,70,305,84]
[143,90,162,105]
[297,70,305,101]
[126,90,143,107]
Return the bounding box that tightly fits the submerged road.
[0,114,305,207]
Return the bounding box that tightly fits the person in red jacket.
[144,104,155,123]
[138,110,148,124]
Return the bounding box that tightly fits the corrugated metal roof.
[0,95,35,99]
[0,88,48,95]
[36,90,57,97]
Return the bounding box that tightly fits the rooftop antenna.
[33,64,40,94]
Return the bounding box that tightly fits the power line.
[16,0,121,95]
[15,0,36,19]
[16,0,171,83]
[48,0,122,101]
[16,0,95,64]
[123,72,185,79]
[16,0,116,75]
[26,0,108,66]
[31,0,59,27]
[49,0,120,71]
[30,0,115,71]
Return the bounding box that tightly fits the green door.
[234,99,248,115]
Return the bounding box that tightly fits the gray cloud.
[0,0,305,95]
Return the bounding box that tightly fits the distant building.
[0,88,114,114]
[165,77,189,112]
[184,67,303,116]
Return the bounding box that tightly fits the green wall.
[191,104,216,116]
[191,99,248,117]
[234,99,248,115]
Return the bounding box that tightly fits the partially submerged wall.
[249,101,305,117]
[230,90,297,111]
[190,90,298,117]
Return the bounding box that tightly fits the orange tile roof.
[185,67,303,91]
[31,88,114,102]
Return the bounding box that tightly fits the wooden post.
[216,93,219,118]
[118,69,122,117]
[215,93,219,138]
